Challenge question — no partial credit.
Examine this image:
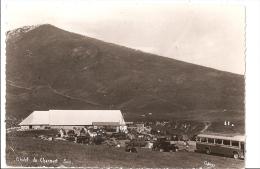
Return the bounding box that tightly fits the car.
[161,144,179,152]
[152,141,170,151]
[89,136,103,145]
[125,145,138,153]
[103,138,120,147]
[125,138,147,147]
[111,132,127,140]
[157,137,167,142]
[65,136,76,142]
[75,136,90,144]
[67,130,77,137]
[152,141,179,152]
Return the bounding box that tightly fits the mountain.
[6,25,42,40]
[6,24,245,130]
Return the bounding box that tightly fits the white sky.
[4,1,245,74]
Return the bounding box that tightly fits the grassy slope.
[6,24,245,134]
[6,130,244,168]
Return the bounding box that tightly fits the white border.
[1,0,7,168]
[1,0,260,168]
[244,1,260,168]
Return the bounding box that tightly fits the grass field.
[6,130,244,168]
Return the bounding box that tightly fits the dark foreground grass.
[6,130,244,168]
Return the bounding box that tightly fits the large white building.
[19,110,126,132]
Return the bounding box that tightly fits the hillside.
[6,24,245,132]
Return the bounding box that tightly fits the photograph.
[2,0,255,168]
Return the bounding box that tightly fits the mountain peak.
[6,24,46,40]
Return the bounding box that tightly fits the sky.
[4,1,245,75]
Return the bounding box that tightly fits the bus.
[196,134,245,159]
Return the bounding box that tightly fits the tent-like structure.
[19,111,50,129]
[19,110,126,131]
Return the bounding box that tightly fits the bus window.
[201,137,206,142]
[223,140,230,146]
[231,141,239,147]
[215,139,222,144]
[208,138,214,143]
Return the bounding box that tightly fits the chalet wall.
[50,125,88,130]
[21,126,29,129]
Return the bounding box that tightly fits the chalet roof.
[20,110,125,126]
[49,110,124,125]
[19,111,49,125]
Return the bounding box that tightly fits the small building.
[19,110,126,132]
[136,123,145,132]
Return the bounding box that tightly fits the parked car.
[66,136,76,142]
[75,136,90,144]
[157,137,167,142]
[161,144,179,152]
[152,141,179,152]
[125,138,147,147]
[152,141,170,151]
[103,138,120,147]
[89,136,103,145]
[67,130,77,137]
[111,132,127,140]
[125,145,138,153]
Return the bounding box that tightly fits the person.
[60,129,63,137]
[184,140,189,151]
[148,142,153,149]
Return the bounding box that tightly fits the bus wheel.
[233,152,239,159]
[205,148,210,155]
